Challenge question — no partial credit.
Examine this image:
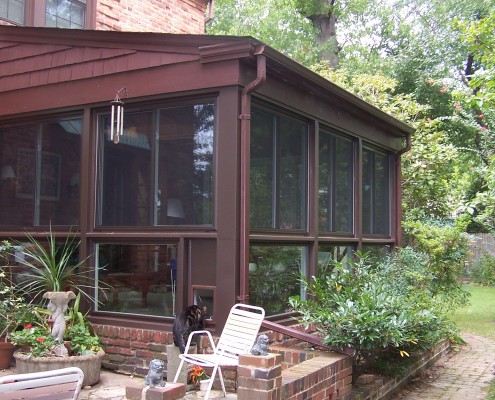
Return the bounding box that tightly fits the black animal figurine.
[172,305,206,353]
[250,334,269,356]
[145,359,165,387]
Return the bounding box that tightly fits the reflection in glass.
[98,102,214,227]
[96,243,178,317]
[319,131,354,233]
[157,104,214,226]
[362,149,390,235]
[0,118,82,227]
[250,109,308,230]
[100,111,153,226]
[0,0,25,24]
[249,244,306,316]
[317,244,353,273]
[46,0,86,29]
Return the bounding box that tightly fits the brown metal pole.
[237,46,266,303]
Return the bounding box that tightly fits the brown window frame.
[7,0,96,28]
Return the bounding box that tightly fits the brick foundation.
[238,350,352,400]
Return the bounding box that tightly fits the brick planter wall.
[93,324,173,376]
[238,349,353,400]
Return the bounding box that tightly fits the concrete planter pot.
[14,349,105,386]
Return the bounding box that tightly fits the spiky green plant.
[12,227,98,304]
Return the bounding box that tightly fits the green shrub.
[289,249,462,378]
[470,253,495,286]
[402,217,471,308]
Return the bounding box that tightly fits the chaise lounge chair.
[173,303,265,400]
[0,366,84,400]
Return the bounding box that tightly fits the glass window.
[98,102,214,227]
[100,111,153,226]
[46,0,86,29]
[319,131,354,233]
[250,109,308,230]
[249,244,307,316]
[361,244,392,264]
[317,244,353,272]
[0,118,82,227]
[0,0,24,25]
[362,148,390,235]
[157,104,214,226]
[95,243,178,317]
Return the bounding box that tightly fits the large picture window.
[319,131,354,233]
[98,101,214,227]
[0,118,82,227]
[250,108,308,230]
[362,148,390,235]
[95,243,178,317]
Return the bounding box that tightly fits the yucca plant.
[11,226,100,304]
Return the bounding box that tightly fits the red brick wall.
[94,324,174,376]
[96,0,209,34]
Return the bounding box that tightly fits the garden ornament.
[145,359,166,387]
[250,334,269,356]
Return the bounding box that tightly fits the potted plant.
[6,228,105,385]
[10,297,105,386]
[0,240,37,369]
[189,366,211,391]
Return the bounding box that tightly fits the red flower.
[36,337,45,343]
[24,324,32,329]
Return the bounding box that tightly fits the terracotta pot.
[0,340,15,369]
[14,349,105,386]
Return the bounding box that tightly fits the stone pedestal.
[126,383,186,400]
[166,344,196,383]
[237,353,282,400]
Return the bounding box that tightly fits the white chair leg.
[217,366,227,396]
[173,358,185,383]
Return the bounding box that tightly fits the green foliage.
[65,324,102,356]
[469,254,495,286]
[290,249,461,377]
[402,218,471,308]
[0,241,38,339]
[10,323,56,357]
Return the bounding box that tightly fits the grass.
[450,284,495,341]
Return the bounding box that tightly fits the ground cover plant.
[290,247,466,379]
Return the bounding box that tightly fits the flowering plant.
[189,366,210,386]
[10,323,55,357]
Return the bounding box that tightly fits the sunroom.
[0,25,413,343]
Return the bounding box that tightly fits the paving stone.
[391,333,495,399]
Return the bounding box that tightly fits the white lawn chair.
[0,367,84,400]
[173,303,265,399]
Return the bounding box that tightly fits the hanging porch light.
[110,88,127,144]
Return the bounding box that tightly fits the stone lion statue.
[250,334,270,356]
[145,359,166,387]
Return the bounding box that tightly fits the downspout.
[237,45,266,303]
[205,0,214,24]
[395,132,412,247]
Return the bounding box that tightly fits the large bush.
[470,253,495,286]
[289,248,462,378]
[402,217,471,308]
